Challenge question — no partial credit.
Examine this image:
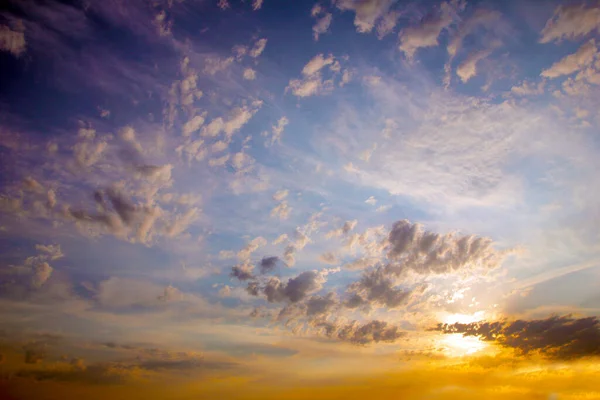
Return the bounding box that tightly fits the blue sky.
[1,1,600,398]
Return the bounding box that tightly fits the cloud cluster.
[398,0,464,60]
[434,315,600,360]
[317,319,405,345]
[385,219,505,275]
[334,0,395,34]
[541,39,597,79]
[0,23,26,56]
[0,244,63,295]
[287,53,342,97]
[311,4,333,41]
[540,3,600,43]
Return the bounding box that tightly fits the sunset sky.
[1,0,600,399]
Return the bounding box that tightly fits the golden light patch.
[440,333,487,357]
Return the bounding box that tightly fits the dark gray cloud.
[318,319,405,345]
[259,256,280,274]
[386,219,504,275]
[250,271,326,304]
[230,261,254,281]
[433,315,600,359]
[347,267,412,309]
[105,188,137,225]
[306,292,338,316]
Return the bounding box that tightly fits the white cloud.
[335,0,394,33]
[376,10,401,39]
[510,80,546,96]
[324,72,587,211]
[182,114,206,136]
[119,126,143,153]
[249,38,267,58]
[447,9,501,59]
[203,55,234,75]
[34,244,64,260]
[287,76,333,97]
[272,189,289,202]
[0,24,26,56]
[376,204,391,212]
[456,49,493,82]
[165,208,199,237]
[319,251,338,265]
[273,233,288,245]
[541,39,598,79]
[270,201,291,220]
[365,196,377,205]
[208,154,230,167]
[326,220,358,238]
[263,116,289,146]
[238,236,267,261]
[201,103,261,139]
[398,0,462,60]
[252,0,263,11]
[31,262,53,288]
[540,3,600,43]
[302,54,335,76]
[243,68,256,80]
[73,137,108,167]
[211,139,229,153]
[313,13,332,41]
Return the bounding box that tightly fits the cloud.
[73,135,108,168]
[238,236,268,261]
[272,189,289,201]
[447,9,501,59]
[334,0,395,34]
[325,219,358,238]
[208,154,230,167]
[346,267,413,309]
[385,219,505,274]
[377,10,401,38]
[302,53,335,76]
[31,262,53,288]
[270,201,291,220]
[305,292,338,317]
[252,0,263,11]
[510,80,546,96]
[313,13,332,41]
[287,54,338,97]
[262,117,289,146]
[243,68,256,80]
[249,38,267,58]
[250,270,328,303]
[456,49,493,82]
[231,260,255,281]
[22,176,44,193]
[540,3,600,43]
[165,208,199,237]
[259,256,280,274]
[398,0,463,60]
[201,102,262,139]
[34,244,64,260]
[182,114,207,136]
[319,252,338,265]
[434,315,600,360]
[0,23,26,56]
[365,196,377,205]
[541,39,598,78]
[218,0,231,10]
[317,319,405,345]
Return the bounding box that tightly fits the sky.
[1,0,600,399]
